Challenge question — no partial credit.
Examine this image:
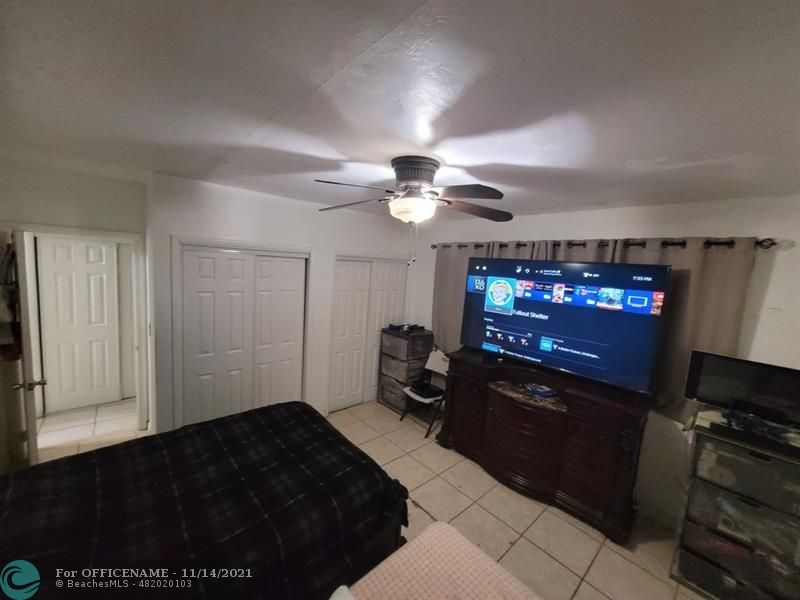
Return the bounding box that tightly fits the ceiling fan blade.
[442,199,513,222]
[318,198,386,212]
[433,184,503,200]
[315,179,397,194]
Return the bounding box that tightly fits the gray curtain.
[548,239,616,262]
[431,242,490,352]
[490,241,534,259]
[614,237,756,417]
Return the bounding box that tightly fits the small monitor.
[685,351,800,425]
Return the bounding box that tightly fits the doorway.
[10,229,148,464]
[329,258,407,412]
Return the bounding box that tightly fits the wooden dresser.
[438,347,651,543]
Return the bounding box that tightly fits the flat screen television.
[685,351,800,425]
[461,258,670,392]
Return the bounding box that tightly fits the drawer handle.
[746,449,772,462]
[735,496,762,510]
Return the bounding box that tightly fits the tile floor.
[36,398,149,463]
[329,400,697,600]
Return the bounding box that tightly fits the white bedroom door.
[363,261,406,402]
[252,256,306,407]
[329,260,371,411]
[182,249,255,425]
[38,235,121,411]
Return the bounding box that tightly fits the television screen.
[685,351,800,425]
[461,258,670,392]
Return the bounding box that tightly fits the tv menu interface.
[461,258,670,392]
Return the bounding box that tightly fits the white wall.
[148,174,412,432]
[0,156,146,233]
[407,194,800,526]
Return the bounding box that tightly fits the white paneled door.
[181,249,306,426]
[329,261,371,411]
[38,236,121,411]
[253,256,306,407]
[329,259,407,411]
[364,261,407,402]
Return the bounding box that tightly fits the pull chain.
[407,223,418,266]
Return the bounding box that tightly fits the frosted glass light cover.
[388,196,437,223]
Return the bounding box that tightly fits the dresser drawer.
[559,466,613,513]
[380,353,427,384]
[695,433,800,516]
[682,520,800,599]
[687,479,800,570]
[676,549,773,600]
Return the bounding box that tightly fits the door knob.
[10,379,47,392]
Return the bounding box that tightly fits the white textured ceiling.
[2,0,799,218]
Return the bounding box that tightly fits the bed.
[0,401,408,599]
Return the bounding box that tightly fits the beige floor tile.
[404,500,435,542]
[338,421,380,445]
[450,504,519,560]
[383,423,431,452]
[37,443,79,463]
[78,432,136,452]
[676,583,706,600]
[358,437,405,466]
[410,477,472,522]
[410,442,464,474]
[573,582,611,600]
[605,515,676,584]
[327,410,359,428]
[440,459,497,500]
[585,547,676,600]
[478,483,546,533]
[499,537,581,600]
[40,407,96,432]
[38,423,95,448]
[347,401,389,420]
[383,455,437,491]
[362,412,405,435]
[136,429,154,438]
[94,415,137,436]
[525,511,602,576]
[96,398,136,422]
[547,506,605,542]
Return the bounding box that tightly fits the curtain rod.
[431,238,778,250]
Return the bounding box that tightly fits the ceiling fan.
[315,156,513,223]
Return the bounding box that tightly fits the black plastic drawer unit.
[695,433,800,517]
[686,479,800,574]
[682,520,800,599]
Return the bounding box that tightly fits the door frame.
[3,222,150,433]
[170,236,311,428]
[327,254,409,413]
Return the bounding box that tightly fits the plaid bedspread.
[0,402,407,599]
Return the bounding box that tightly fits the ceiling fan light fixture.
[388,195,437,223]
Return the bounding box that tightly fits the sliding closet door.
[182,250,255,425]
[363,261,407,402]
[329,260,371,411]
[252,256,306,407]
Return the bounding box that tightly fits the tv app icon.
[484,277,516,316]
